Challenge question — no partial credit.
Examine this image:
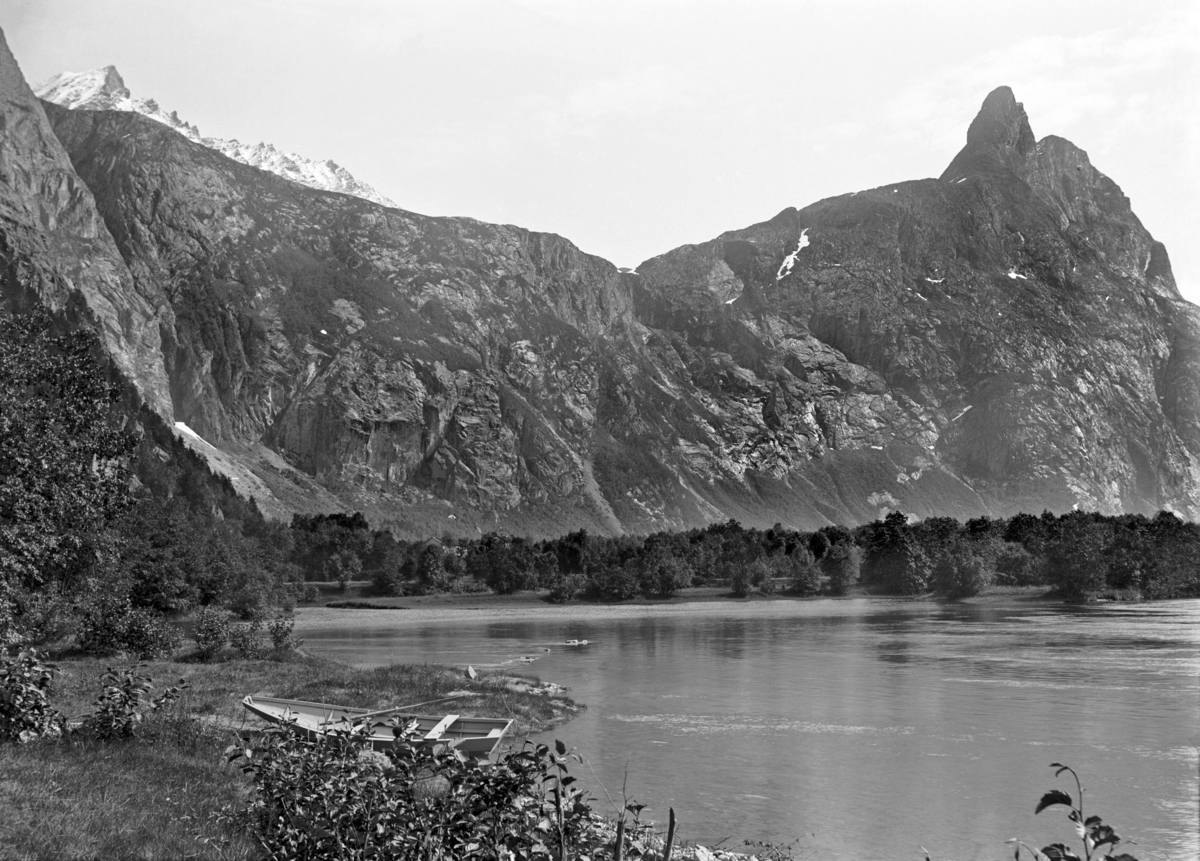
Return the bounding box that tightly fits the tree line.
[3,307,1197,654]
[322,507,1197,603]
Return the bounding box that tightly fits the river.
[299,598,1199,860]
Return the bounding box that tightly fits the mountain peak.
[941,86,1037,181]
[36,66,396,208]
[97,64,125,93]
[966,86,1035,153]
[36,65,130,110]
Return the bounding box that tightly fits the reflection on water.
[301,599,1200,860]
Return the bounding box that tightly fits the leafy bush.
[267,616,303,651]
[225,725,607,861]
[0,648,62,743]
[230,620,266,659]
[193,606,231,660]
[121,608,183,659]
[77,600,181,659]
[79,665,188,741]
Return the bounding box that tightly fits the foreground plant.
[225,723,643,861]
[0,648,62,742]
[1007,763,1137,861]
[79,665,188,741]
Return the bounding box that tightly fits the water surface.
[301,598,1199,860]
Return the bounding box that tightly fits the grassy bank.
[0,651,581,861]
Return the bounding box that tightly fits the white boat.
[241,695,513,757]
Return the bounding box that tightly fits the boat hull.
[241,696,513,757]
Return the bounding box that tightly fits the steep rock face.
[42,96,1002,530]
[11,34,1198,535]
[44,99,647,532]
[37,66,396,207]
[636,87,1200,518]
[0,34,172,416]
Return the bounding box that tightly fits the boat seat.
[424,714,460,741]
[486,727,505,737]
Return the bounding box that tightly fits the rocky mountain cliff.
[3,26,1198,536]
[37,66,396,207]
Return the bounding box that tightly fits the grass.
[0,723,253,861]
[0,650,582,860]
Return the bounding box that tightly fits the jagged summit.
[35,66,396,207]
[37,65,128,108]
[966,86,1036,154]
[942,85,1038,180]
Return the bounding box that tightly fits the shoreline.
[293,585,1059,632]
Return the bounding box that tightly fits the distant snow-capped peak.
[36,66,396,208]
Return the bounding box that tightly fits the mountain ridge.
[36,65,397,208]
[3,27,1197,536]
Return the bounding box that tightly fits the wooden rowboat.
[241,695,513,757]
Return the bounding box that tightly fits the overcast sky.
[7,0,1198,301]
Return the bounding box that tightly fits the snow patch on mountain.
[36,66,396,207]
[776,228,811,281]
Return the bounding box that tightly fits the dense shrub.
[77,600,181,659]
[226,725,607,861]
[193,606,231,660]
[0,648,62,743]
[267,616,303,651]
[230,620,266,659]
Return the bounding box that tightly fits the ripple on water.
[608,713,917,737]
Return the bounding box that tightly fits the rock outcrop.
[0,34,173,417]
[3,24,1197,536]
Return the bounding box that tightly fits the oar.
[344,693,471,725]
